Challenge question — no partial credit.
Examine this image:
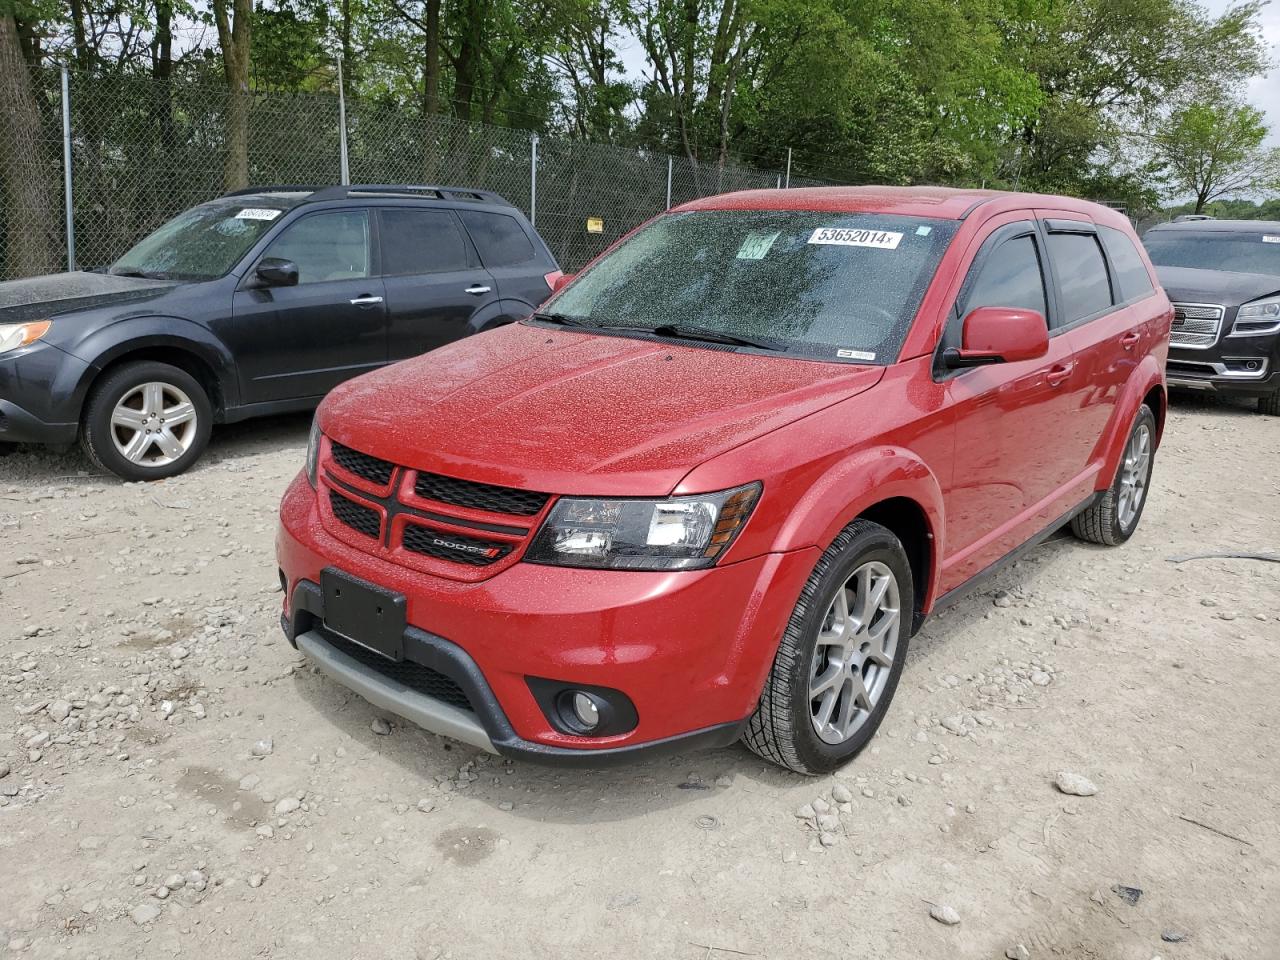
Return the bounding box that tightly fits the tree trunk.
[214,0,252,191]
[0,14,59,277]
[423,0,440,115]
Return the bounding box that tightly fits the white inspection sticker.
[235,207,282,221]
[808,227,902,249]
[1263,235,1280,243]
[837,348,876,361]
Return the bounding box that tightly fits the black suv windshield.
[1144,230,1280,278]
[537,209,959,364]
[110,197,301,281]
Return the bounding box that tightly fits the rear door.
[231,208,387,404]
[457,209,554,312]
[377,207,499,360]
[941,216,1085,591]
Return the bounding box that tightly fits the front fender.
[66,316,241,412]
[1095,356,1166,490]
[465,299,536,336]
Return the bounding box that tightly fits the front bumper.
[0,343,92,444]
[276,473,818,763]
[1166,331,1280,398]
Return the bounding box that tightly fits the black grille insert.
[331,442,395,486]
[329,490,382,539]
[321,630,473,712]
[414,472,549,516]
[402,523,512,566]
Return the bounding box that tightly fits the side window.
[1098,224,1155,302]
[1046,232,1114,324]
[459,210,537,267]
[379,209,470,275]
[962,235,1049,318]
[262,210,369,284]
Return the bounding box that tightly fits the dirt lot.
[1,395,1277,960]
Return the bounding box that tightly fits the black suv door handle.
[349,295,384,307]
[464,285,492,295]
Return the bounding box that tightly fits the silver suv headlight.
[526,482,762,570]
[1230,296,1280,337]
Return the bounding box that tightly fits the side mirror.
[552,272,575,293]
[944,306,1049,368]
[253,257,299,288]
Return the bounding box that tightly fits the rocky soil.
[1,396,1277,959]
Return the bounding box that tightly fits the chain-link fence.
[0,66,830,281]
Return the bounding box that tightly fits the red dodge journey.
[276,186,1170,774]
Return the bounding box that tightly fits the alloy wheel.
[1116,422,1151,530]
[808,560,901,745]
[109,381,199,467]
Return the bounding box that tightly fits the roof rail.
[306,184,511,205]
[221,185,324,197]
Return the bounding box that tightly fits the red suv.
[276,187,1170,774]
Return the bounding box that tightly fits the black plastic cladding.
[330,442,395,486]
[414,472,550,516]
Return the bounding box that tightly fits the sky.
[1204,0,1280,145]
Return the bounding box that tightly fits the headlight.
[1230,297,1280,337]
[0,320,52,355]
[526,482,761,570]
[305,417,322,487]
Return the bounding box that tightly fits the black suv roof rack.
[222,184,511,205]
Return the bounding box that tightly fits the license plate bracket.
[321,567,406,661]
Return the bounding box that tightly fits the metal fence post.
[60,65,76,271]
[665,156,673,209]
[529,134,539,226]
[336,57,350,185]
[784,147,792,189]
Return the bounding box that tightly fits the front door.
[232,208,387,404]
[377,207,500,360]
[940,218,1085,592]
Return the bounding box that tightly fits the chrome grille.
[1170,302,1225,349]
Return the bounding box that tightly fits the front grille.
[414,472,549,516]
[329,490,382,539]
[1170,302,1225,348]
[321,629,473,712]
[330,442,395,486]
[402,523,512,566]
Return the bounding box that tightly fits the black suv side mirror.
[253,257,299,288]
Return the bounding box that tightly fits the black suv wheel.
[80,361,212,481]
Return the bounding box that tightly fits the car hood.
[320,322,885,496]
[0,271,177,324]
[1155,265,1280,307]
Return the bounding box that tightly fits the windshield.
[110,200,294,281]
[538,209,959,364]
[1144,231,1280,278]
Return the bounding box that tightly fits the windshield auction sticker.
[737,231,781,260]
[235,208,283,221]
[808,227,902,250]
[1263,235,1280,243]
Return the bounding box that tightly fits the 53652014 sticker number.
[808,227,902,250]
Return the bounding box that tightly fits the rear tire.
[80,361,212,481]
[743,519,913,775]
[1071,404,1156,546]
[1259,391,1280,416]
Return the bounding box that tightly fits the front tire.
[743,519,913,775]
[1071,404,1156,546]
[80,361,212,481]
[1259,391,1280,416]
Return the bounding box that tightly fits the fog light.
[571,692,600,730]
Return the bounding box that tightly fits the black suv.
[0,184,560,479]
[1143,219,1280,414]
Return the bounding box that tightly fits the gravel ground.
[1,395,1277,960]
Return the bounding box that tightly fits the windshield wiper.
[648,323,784,351]
[532,311,601,329]
[112,268,170,280]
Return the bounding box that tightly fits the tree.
[213,0,252,190]
[1155,93,1280,214]
[0,9,59,277]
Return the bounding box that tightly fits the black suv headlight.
[526,482,761,570]
[305,417,322,487]
[1230,296,1280,337]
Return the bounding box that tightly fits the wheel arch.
[1095,359,1166,487]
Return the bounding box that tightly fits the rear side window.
[1099,225,1155,301]
[460,211,537,267]
[963,235,1049,318]
[1046,232,1113,324]
[379,209,469,275]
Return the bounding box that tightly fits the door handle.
[349,295,384,306]
[464,285,492,295]
[1120,331,1141,349]
[1045,363,1073,387]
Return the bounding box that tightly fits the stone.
[795,803,816,820]
[370,717,392,736]
[46,700,72,722]
[929,903,961,925]
[130,903,162,925]
[817,814,841,833]
[811,797,830,814]
[247,873,265,888]
[1006,945,1031,960]
[251,739,273,757]
[239,774,261,791]
[832,784,853,803]
[0,762,9,779]
[1161,931,1188,943]
[1055,771,1098,797]
[416,799,435,814]
[275,796,301,816]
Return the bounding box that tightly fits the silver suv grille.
[1170,302,1225,349]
